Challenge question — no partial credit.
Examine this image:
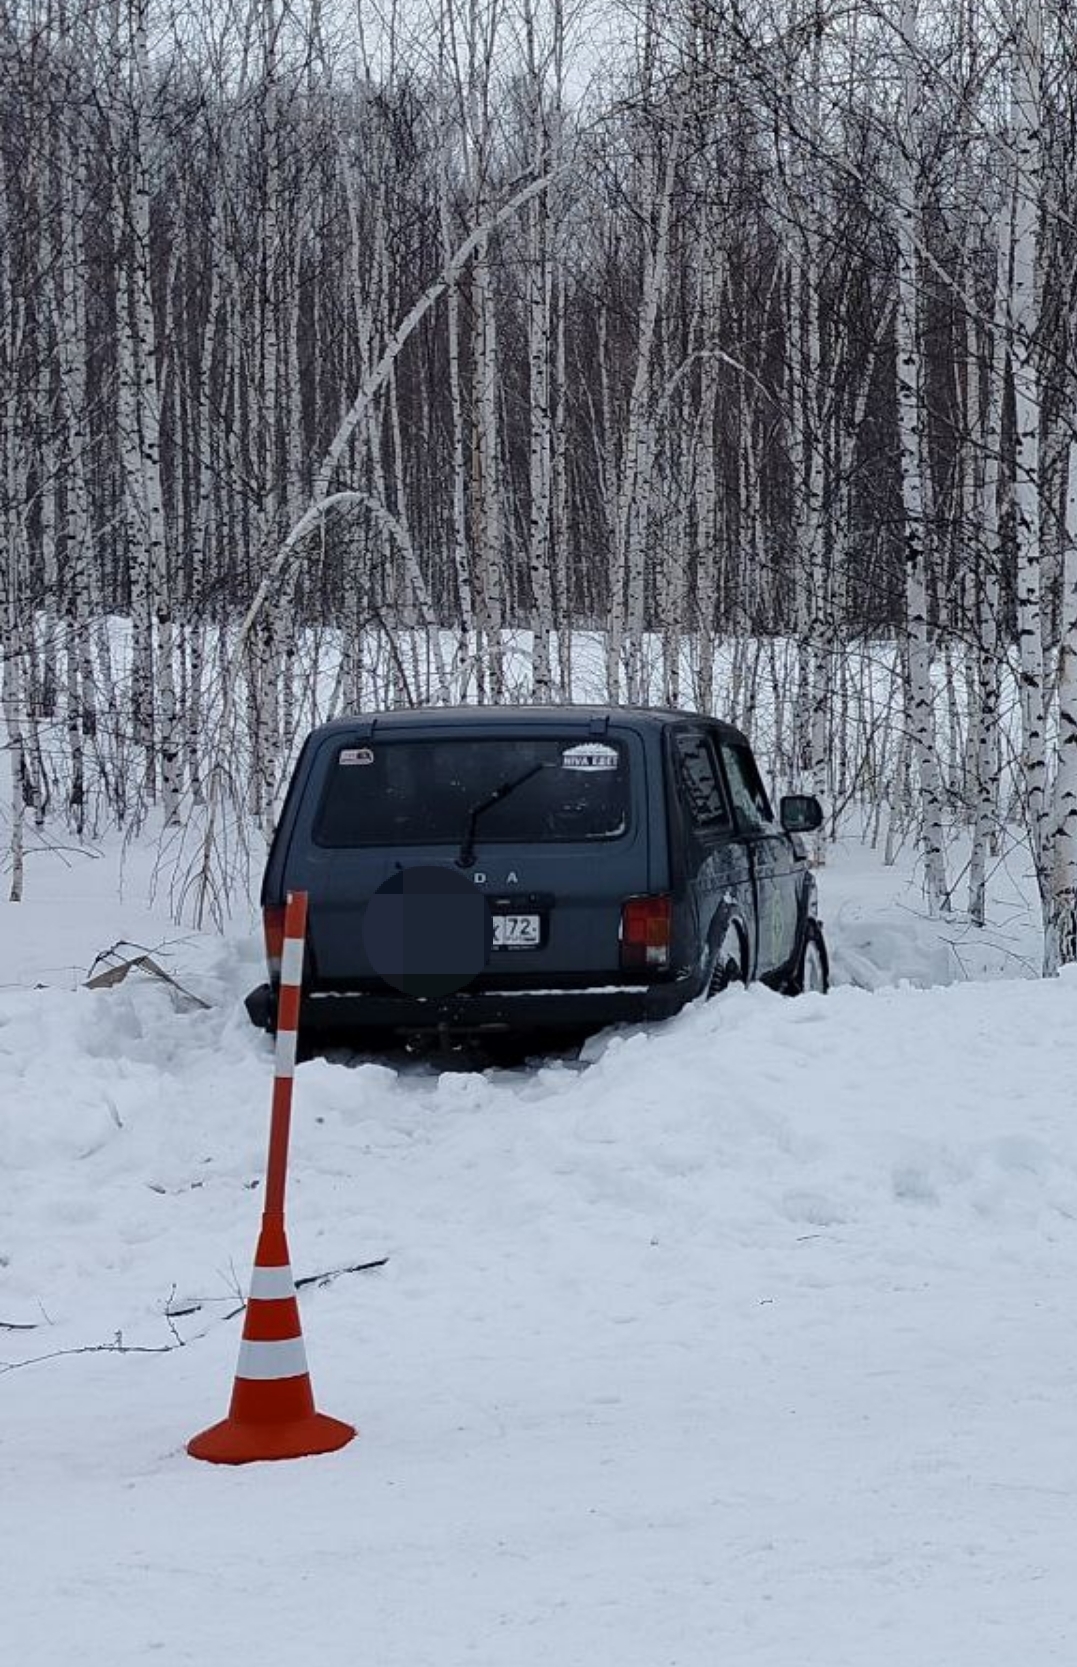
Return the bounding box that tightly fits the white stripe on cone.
[248,1264,297,1301]
[280,936,305,988]
[236,1337,310,1381]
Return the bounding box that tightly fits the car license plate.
[492,913,541,949]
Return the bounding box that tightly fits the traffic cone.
[187,1215,355,1464]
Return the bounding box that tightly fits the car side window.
[674,732,729,830]
[721,744,775,833]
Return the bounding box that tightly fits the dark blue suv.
[246,705,828,1050]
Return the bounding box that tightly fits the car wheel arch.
[787,917,830,996]
[704,907,749,997]
[781,872,823,992]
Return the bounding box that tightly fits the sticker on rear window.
[561,743,618,772]
[339,747,374,766]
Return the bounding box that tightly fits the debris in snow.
[84,942,211,1012]
[164,1258,390,1321]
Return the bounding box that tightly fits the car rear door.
[669,727,753,978]
[715,737,800,977]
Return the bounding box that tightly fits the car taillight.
[620,895,672,969]
[263,904,286,978]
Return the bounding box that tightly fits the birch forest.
[3,0,1077,966]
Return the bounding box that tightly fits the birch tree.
[521,0,563,701]
[1044,441,1077,970]
[1007,0,1049,892]
[895,0,949,913]
[7,0,1077,968]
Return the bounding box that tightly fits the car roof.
[309,704,750,745]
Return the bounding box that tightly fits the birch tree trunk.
[439,144,476,691]
[51,86,96,835]
[1045,438,1077,971]
[551,263,571,699]
[1008,0,1049,895]
[896,0,949,914]
[2,403,28,900]
[693,215,722,716]
[968,213,1009,927]
[471,224,504,700]
[611,104,682,705]
[522,0,559,702]
[109,0,153,788]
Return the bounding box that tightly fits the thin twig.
[3,1258,389,1373]
[1,1336,180,1374]
[296,1257,389,1289]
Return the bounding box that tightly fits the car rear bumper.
[245,974,701,1037]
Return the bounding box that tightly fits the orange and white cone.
[188,891,355,1465]
[187,1215,355,1464]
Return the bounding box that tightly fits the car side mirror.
[780,794,824,834]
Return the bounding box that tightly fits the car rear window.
[315,736,631,848]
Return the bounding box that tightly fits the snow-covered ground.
[3,830,1075,1665]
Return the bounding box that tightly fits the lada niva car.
[245,704,828,1051]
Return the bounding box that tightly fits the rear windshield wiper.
[457,763,544,868]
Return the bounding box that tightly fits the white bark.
[896,0,949,914]
[612,106,682,705]
[523,0,557,702]
[439,152,476,684]
[1008,0,1048,889]
[1045,439,1077,972]
[110,0,154,774]
[2,410,28,900]
[250,0,286,830]
[968,212,1010,927]
[551,261,571,698]
[694,221,722,716]
[471,223,504,699]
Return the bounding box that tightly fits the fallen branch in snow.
[297,1257,389,1289]
[166,1257,391,1322]
[2,1258,389,1373]
[0,1333,183,1373]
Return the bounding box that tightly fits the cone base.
[188,1411,356,1465]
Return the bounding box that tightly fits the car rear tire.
[789,920,829,995]
[706,924,747,998]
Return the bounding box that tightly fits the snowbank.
[4,873,1077,1664]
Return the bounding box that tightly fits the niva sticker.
[339,747,374,766]
[561,743,618,773]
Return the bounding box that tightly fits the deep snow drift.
[2,834,1075,1665]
